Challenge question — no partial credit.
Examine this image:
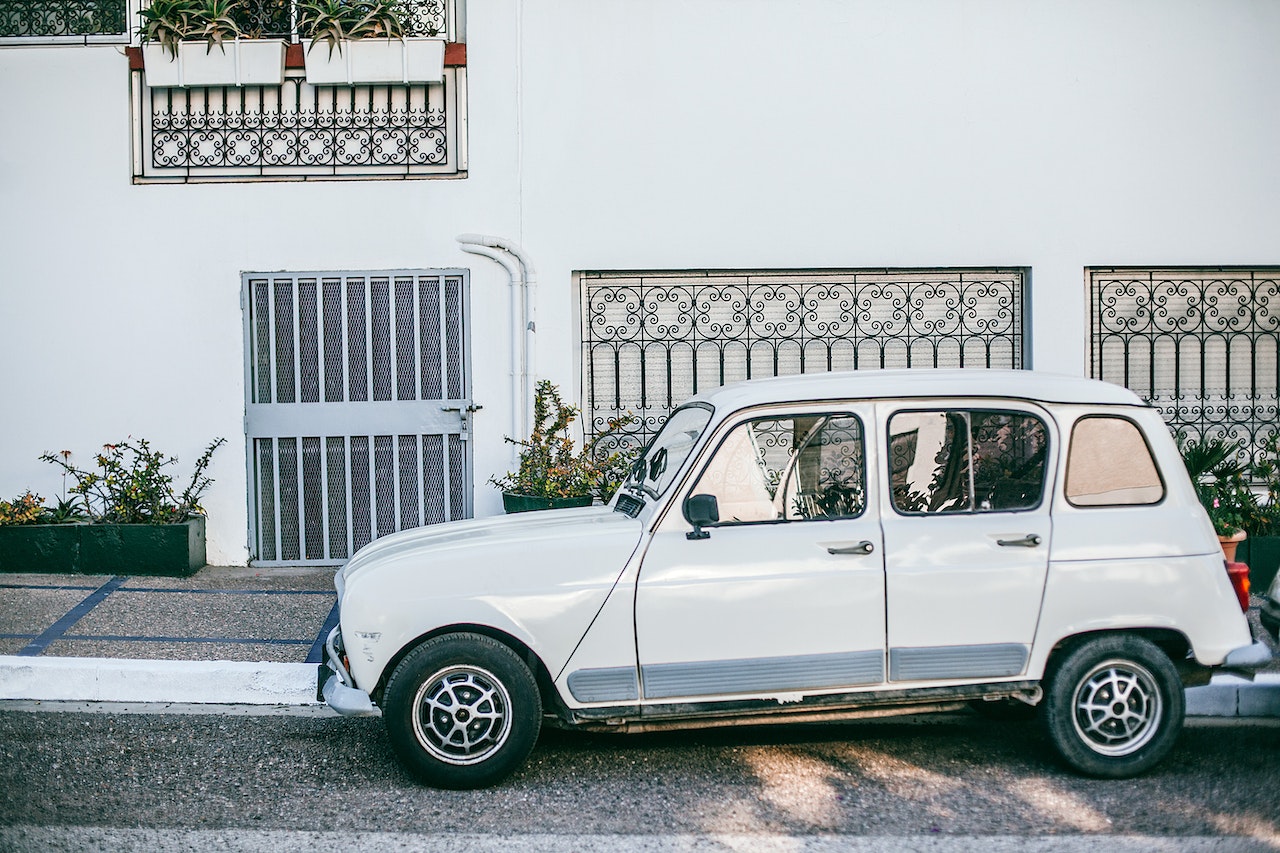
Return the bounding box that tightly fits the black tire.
[969,697,1039,722]
[383,633,542,789]
[1041,634,1184,778]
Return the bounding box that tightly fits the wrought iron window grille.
[1089,267,1280,477]
[0,0,129,44]
[581,268,1028,451]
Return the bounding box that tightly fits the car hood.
[338,505,644,588]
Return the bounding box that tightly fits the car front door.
[634,405,887,704]
[878,402,1055,683]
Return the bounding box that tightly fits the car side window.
[1065,416,1164,506]
[691,414,866,524]
[889,409,1048,514]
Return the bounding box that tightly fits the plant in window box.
[0,438,225,576]
[490,381,636,513]
[138,0,287,88]
[298,0,445,85]
[1178,434,1260,560]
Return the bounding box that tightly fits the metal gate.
[243,270,472,566]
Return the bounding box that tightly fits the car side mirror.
[684,493,719,540]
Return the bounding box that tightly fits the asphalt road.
[2,707,1279,850]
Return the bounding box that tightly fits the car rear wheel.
[383,633,542,789]
[1042,634,1184,778]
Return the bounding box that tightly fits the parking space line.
[17,576,127,657]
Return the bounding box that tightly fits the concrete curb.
[0,656,321,705]
[0,655,1276,715]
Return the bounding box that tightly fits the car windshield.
[622,404,714,501]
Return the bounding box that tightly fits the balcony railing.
[0,0,129,44]
[127,0,465,182]
[131,60,466,182]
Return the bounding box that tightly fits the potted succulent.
[298,0,444,85]
[138,0,286,87]
[1179,434,1259,561]
[490,381,636,513]
[0,438,225,576]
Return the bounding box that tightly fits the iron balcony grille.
[581,268,1027,450]
[131,68,466,182]
[1089,267,1280,476]
[0,0,128,44]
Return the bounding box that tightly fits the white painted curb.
[0,656,320,705]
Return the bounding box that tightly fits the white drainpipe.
[456,234,538,454]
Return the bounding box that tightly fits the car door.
[878,402,1055,683]
[634,405,887,703]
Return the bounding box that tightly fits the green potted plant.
[298,0,444,85]
[1239,434,1280,589]
[138,0,286,88]
[1179,434,1259,561]
[490,381,636,513]
[0,438,225,576]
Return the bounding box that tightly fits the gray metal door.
[243,270,472,566]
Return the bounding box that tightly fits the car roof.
[684,369,1147,410]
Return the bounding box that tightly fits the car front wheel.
[383,633,542,789]
[1042,634,1184,778]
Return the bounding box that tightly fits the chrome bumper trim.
[320,624,377,717]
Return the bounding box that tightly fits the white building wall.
[1,0,1277,564]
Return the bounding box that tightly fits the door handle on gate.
[827,541,875,555]
[996,534,1042,548]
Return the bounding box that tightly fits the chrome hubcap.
[412,665,512,765]
[1071,659,1162,757]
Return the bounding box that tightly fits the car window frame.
[885,405,1053,517]
[1063,413,1167,509]
[685,409,869,528]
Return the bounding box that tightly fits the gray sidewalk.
[0,566,1277,714]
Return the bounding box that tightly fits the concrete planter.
[0,517,205,576]
[302,37,445,85]
[1237,535,1280,591]
[142,40,287,88]
[501,493,593,514]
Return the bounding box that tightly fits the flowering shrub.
[490,381,635,502]
[0,492,46,526]
[40,437,226,525]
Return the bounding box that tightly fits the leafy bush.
[490,381,635,502]
[40,437,226,525]
[0,492,46,526]
[1178,434,1260,538]
[1250,433,1280,536]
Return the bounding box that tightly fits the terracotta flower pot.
[1218,529,1247,562]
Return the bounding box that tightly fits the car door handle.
[996,534,1042,548]
[827,541,875,555]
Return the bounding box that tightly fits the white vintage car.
[320,369,1270,788]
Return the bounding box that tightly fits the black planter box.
[0,517,205,576]
[501,493,594,513]
[1237,535,1280,592]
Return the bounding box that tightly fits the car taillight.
[1226,561,1250,613]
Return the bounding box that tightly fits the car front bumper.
[318,625,379,717]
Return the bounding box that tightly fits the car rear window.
[1065,416,1164,506]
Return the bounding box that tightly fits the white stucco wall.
[1,0,1277,564]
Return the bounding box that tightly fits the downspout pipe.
[456,234,538,452]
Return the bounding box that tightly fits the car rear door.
[877,401,1055,683]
